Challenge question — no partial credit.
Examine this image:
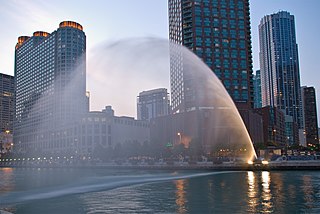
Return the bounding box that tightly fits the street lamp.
[273,129,276,145]
[177,132,182,144]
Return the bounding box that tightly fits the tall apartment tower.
[168,0,254,112]
[0,73,14,133]
[301,86,319,148]
[14,21,86,154]
[259,11,302,128]
[137,88,170,121]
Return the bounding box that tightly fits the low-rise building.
[255,106,285,147]
[77,106,150,157]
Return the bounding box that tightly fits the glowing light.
[59,21,83,31]
[262,160,269,165]
[33,31,49,37]
[261,171,272,210]
[175,179,187,213]
[248,160,253,165]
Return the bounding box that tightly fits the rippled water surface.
[1,168,320,213]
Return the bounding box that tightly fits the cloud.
[0,0,59,33]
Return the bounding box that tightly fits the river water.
[1,167,320,213]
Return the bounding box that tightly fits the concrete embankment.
[2,161,320,171]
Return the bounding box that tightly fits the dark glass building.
[301,86,319,148]
[0,73,14,133]
[168,0,254,112]
[255,106,285,147]
[259,11,302,129]
[14,21,87,154]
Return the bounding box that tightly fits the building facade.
[285,115,299,146]
[137,88,170,121]
[253,70,262,108]
[259,11,302,129]
[168,0,254,112]
[255,106,285,146]
[0,73,14,133]
[167,0,263,152]
[78,106,150,157]
[14,21,87,155]
[301,86,319,148]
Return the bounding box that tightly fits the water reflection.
[247,171,258,212]
[302,175,315,208]
[2,169,320,213]
[261,171,273,212]
[175,179,187,214]
[0,168,14,194]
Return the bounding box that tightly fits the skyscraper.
[253,70,262,108]
[0,73,14,133]
[168,0,254,112]
[259,11,302,128]
[167,0,262,156]
[301,86,319,148]
[137,88,170,121]
[14,21,87,154]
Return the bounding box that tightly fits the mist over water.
[2,169,320,214]
[87,38,170,115]
[87,38,256,160]
[0,170,236,205]
[10,37,256,167]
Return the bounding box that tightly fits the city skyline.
[0,0,319,122]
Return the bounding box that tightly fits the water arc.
[88,37,257,162]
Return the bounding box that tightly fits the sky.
[0,0,319,122]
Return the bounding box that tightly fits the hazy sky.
[0,0,319,122]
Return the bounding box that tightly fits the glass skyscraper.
[168,0,254,113]
[259,11,302,128]
[167,0,263,153]
[14,21,87,154]
[0,73,14,133]
[301,86,319,148]
[253,70,262,108]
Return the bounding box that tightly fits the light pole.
[177,132,182,145]
[273,129,276,146]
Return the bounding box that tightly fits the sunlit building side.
[14,21,87,155]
